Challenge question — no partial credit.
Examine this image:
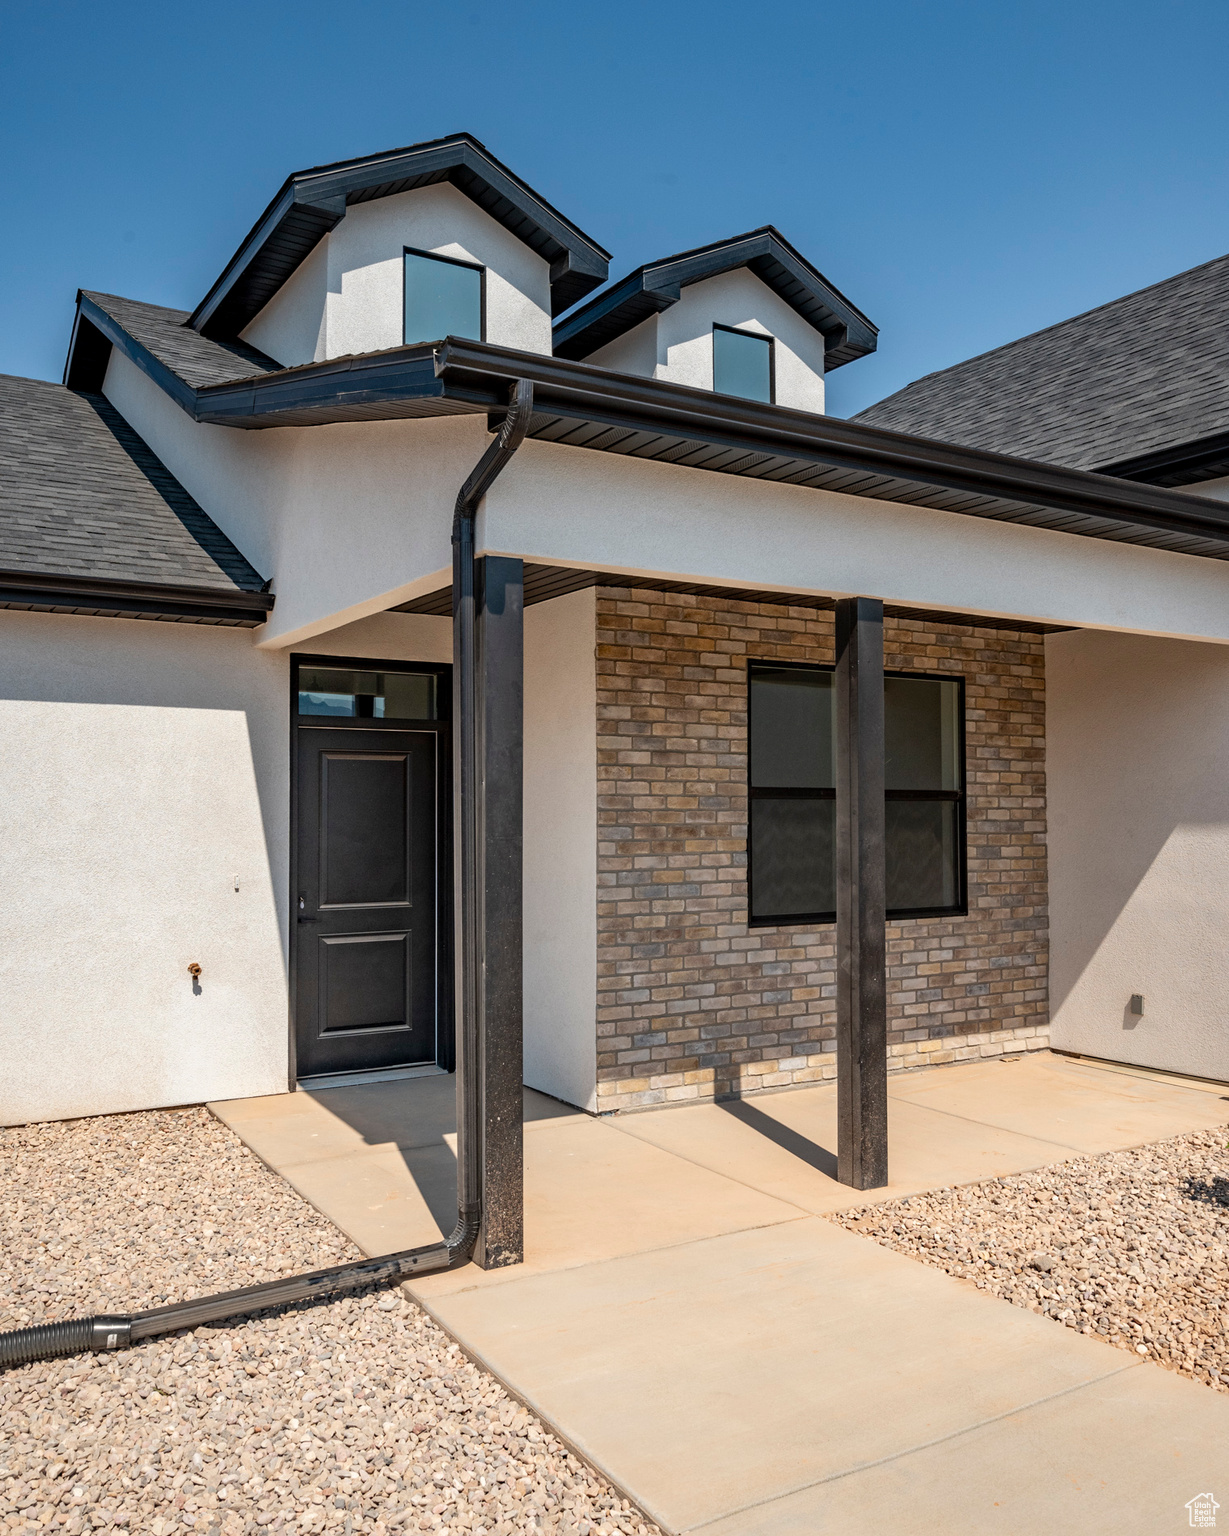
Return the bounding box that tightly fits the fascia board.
[0,568,274,624]
[76,293,199,418]
[296,141,609,273]
[433,340,1229,546]
[189,188,347,337]
[194,344,457,425]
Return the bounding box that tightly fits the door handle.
[297,915,320,924]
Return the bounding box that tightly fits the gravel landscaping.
[832,1123,1229,1391]
[0,1106,659,1536]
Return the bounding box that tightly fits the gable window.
[713,324,773,403]
[404,248,484,345]
[748,661,965,925]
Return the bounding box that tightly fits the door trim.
[288,653,453,1090]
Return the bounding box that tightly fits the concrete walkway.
[212,1052,1229,1533]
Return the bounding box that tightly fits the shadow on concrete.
[719,1097,838,1178]
[301,1076,574,1237]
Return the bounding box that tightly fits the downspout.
[0,377,535,1371]
[450,377,535,1259]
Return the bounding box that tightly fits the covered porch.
[210,1050,1229,1532]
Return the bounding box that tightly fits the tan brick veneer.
[595,589,1048,1110]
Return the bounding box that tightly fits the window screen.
[297,667,438,721]
[713,325,773,403]
[748,663,964,923]
[404,250,483,345]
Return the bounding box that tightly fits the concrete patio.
[211,1051,1229,1533]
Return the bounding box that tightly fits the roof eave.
[429,339,1229,548]
[84,297,1229,560]
[0,568,274,627]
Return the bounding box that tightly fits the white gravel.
[832,1124,1229,1391]
[0,1106,660,1536]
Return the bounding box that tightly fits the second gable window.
[404,249,484,345]
[713,324,773,403]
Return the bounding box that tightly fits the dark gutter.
[196,343,455,424]
[0,569,274,627]
[429,339,1229,549]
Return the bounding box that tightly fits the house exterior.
[4,131,1229,1150]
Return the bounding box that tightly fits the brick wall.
[595,589,1048,1110]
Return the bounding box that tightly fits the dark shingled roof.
[0,374,266,591]
[82,291,282,389]
[852,253,1229,482]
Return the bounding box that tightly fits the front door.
[294,726,440,1078]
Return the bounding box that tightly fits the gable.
[240,182,555,366]
[192,132,609,342]
[581,268,828,413]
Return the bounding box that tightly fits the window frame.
[403,246,486,346]
[712,322,775,404]
[746,658,967,928]
[291,654,452,730]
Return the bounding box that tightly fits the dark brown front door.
[294,728,439,1078]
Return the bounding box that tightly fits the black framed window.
[713,324,774,403]
[296,664,442,722]
[748,661,965,925]
[404,248,484,345]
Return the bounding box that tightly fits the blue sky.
[2,0,1227,417]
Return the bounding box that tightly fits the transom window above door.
[747,660,965,925]
[296,666,440,721]
[404,248,484,345]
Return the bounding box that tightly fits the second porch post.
[835,596,889,1189]
[473,555,525,1267]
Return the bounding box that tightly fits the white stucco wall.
[0,607,452,1125]
[584,270,827,413]
[105,347,1229,656]
[239,238,329,367]
[1047,628,1229,1081]
[240,182,553,365]
[584,313,659,378]
[481,438,1229,645]
[522,588,598,1110]
[103,348,480,647]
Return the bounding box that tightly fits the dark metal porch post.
[473,555,525,1267]
[835,597,888,1190]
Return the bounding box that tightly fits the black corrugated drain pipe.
[0,376,536,1372]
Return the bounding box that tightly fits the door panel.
[320,932,409,1034]
[321,754,409,907]
[295,728,438,1078]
